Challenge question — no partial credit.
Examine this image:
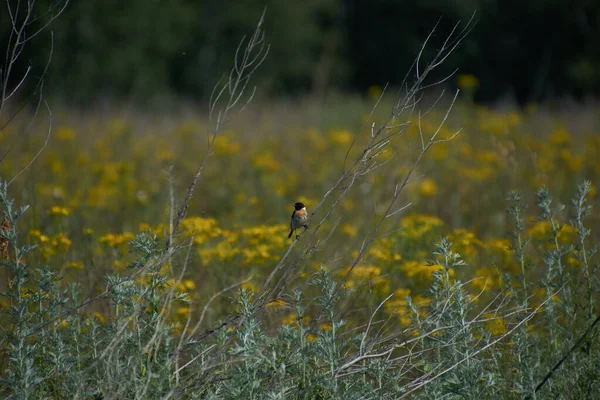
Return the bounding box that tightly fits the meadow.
[2,82,600,397]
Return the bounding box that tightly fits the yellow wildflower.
[484,239,511,254]
[457,74,479,90]
[67,261,84,270]
[566,256,581,268]
[395,287,411,299]
[92,312,105,324]
[319,322,332,331]
[486,317,507,335]
[182,279,196,290]
[528,221,577,243]
[528,221,550,239]
[329,129,353,145]
[400,260,452,280]
[266,299,285,310]
[52,233,72,252]
[471,267,495,292]
[48,206,70,217]
[240,281,259,293]
[176,307,191,316]
[418,178,438,197]
[368,246,391,263]
[213,134,241,155]
[400,214,444,239]
[447,228,483,257]
[339,265,381,281]
[252,152,279,171]
[341,224,357,237]
[181,217,221,244]
[99,232,135,247]
[55,127,76,141]
[199,240,240,264]
[413,295,431,308]
[385,288,411,316]
[28,229,42,239]
[549,128,571,146]
[281,313,297,325]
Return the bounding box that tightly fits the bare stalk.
[183,14,476,383]
[1,0,70,183]
[255,15,474,310]
[167,9,269,250]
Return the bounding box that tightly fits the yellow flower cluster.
[5,98,600,339]
[400,261,452,281]
[199,240,240,265]
[180,217,222,244]
[329,129,353,146]
[266,299,285,310]
[67,261,84,270]
[55,127,76,141]
[48,206,70,216]
[339,265,389,294]
[447,229,483,257]
[99,232,136,248]
[471,267,500,292]
[485,315,507,335]
[418,178,438,197]
[400,214,444,239]
[385,288,412,326]
[213,134,241,155]
[527,221,577,243]
[252,152,279,171]
[28,230,72,259]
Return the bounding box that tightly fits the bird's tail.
[288,229,293,239]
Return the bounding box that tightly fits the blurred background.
[2,0,599,105]
[1,0,600,329]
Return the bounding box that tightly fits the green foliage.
[3,1,599,102]
[1,180,600,398]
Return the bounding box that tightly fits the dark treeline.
[2,0,599,104]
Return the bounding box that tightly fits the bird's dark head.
[294,202,305,210]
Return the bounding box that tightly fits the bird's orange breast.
[295,209,307,219]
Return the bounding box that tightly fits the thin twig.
[531,313,600,396]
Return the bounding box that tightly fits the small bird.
[288,202,309,239]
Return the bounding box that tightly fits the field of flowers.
[3,97,598,309]
[2,92,600,397]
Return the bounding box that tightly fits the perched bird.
[288,202,309,239]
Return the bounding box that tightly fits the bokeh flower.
[457,74,479,90]
[418,178,438,197]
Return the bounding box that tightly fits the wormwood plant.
[0,181,515,399]
[0,181,180,397]
[2,168,600,399]
[502,181,600,399]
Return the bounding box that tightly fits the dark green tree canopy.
[2,0,599,104]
